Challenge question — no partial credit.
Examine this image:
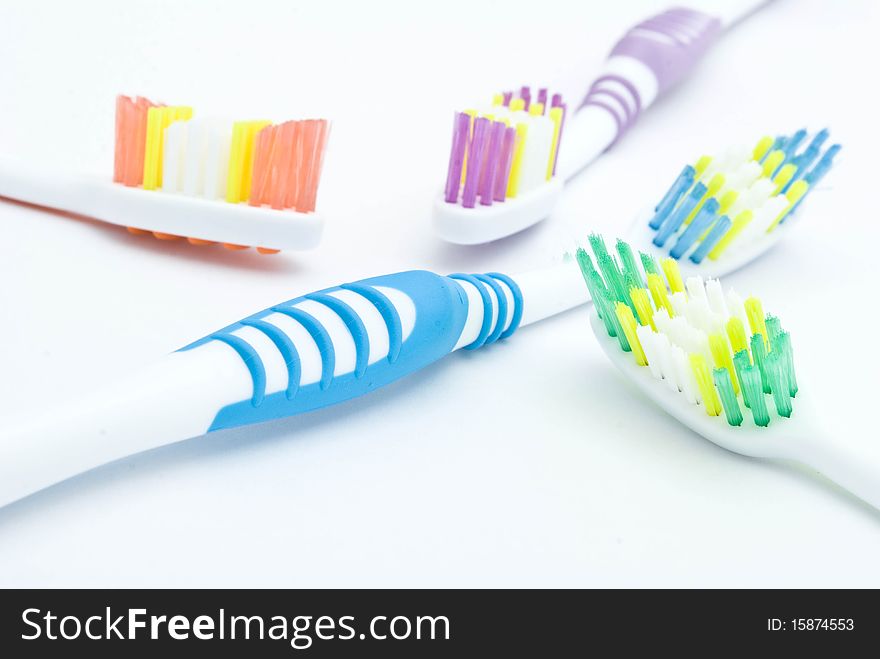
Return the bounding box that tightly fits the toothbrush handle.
[802,438,880,511]
[0,269,529,506]
[558,7,724,179]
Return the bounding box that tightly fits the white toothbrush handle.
[0,156,323,249]
[557,1,770,180]
[798,436,880,511]
[0,344,252,507]
[0,266,589,507]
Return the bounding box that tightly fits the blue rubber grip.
[178,270,522,432]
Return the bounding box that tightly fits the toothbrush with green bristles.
[577,235,880,510]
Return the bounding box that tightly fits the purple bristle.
[444,112,471,203]
[494,126,516,202]
[537,88,548,113]
[480,121,505,205]
[502,91,512,106]
[551,93,562,108]
[461,117,490,208]
[520,86,531,110]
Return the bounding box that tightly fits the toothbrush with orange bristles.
[0,94,331,254]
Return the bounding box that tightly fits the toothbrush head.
[112,95,330,253]
[432,87,567,244]
[627,129,840,278]
[578,235,805,459]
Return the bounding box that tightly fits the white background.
[0,0,878,587]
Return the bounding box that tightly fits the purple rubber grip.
[581,7,722,147]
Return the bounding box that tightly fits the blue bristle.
[804,143,840,186]
[689,215,731,263]
[653,182,706,247]
[648,165,694,230]
[782,129,833,194]
[788,142,840,217]
[669,197,719,259]
[782,129,807,159]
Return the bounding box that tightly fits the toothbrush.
[0,264,586,507]
[625,128,839,278]
[0,95,331,254]
[577,235,880,510]
[0,127,835,505]
[433,1,771,244]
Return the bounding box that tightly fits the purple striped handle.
[581,7,722,146]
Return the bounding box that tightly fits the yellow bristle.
[661,258,685,294]
[546,106,563,180]
[766,180,809,233]
[717,189,739,216]
[771,163,797,195]
[699,188,740,241]
[615,303,647,366]
[143,106,191,190]
[492,93,504,106]
[684,173,724,225]
[761,150,784,178]
[707,209,753,260]
[694,155,712,178]
[509,98,525,112]
[726,317,749,355]
[689,353,722,416]
[506,123,529,198]
[225,122,246,203]
[528,103,544,116]
[752,135,774,162]
[647,273,673,317]
[709,333,738,394]
[630,288,656,331]
[225,120,270,203]
[744,297,768,347]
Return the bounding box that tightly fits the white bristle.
[203,123,230,201]
[725,289,749,330]
[670,291,688,317]
[161,121,187,194]
[705,279,728,319]
[685,276,707,305]
[516,114,555,194]
[637,325,663,380]
[671,344,697,404]
[182,119,207,197]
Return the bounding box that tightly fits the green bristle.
[588,234,631,307]
[750,333,772,394]
[765,353,793,418]
[741,365,770,427]
[576,247,615,335]
[616,239,644,290]
[640,252,660,276]
[765,315,782,342]
[598,287,631,352]
[773,331,798,397]
[732,349,752,409]
[713,367,743,426]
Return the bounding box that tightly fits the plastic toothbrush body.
[434,0,772,244]
[0,263,587,507]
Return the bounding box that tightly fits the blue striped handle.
[178,270,523,431]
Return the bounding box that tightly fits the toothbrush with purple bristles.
[433,0,772,245]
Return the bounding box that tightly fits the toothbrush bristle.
[578,235,798,428]
[647,129,840,263]
[113,95,330,213]
[443,87,566,208]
